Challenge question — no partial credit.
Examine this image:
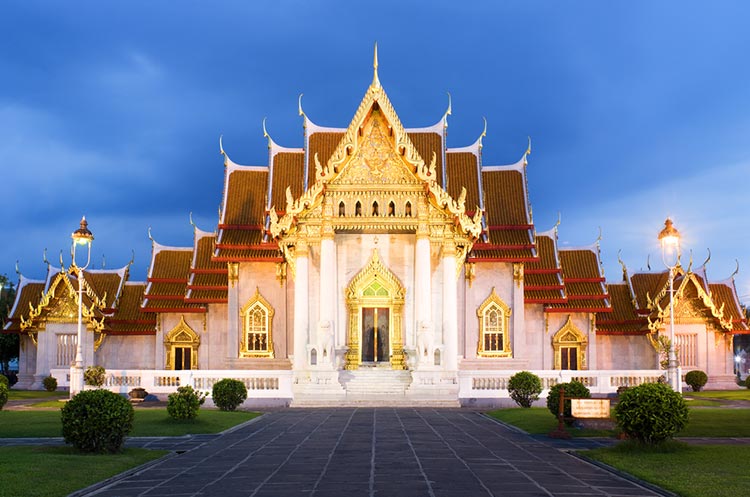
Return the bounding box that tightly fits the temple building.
[4,52,747,404]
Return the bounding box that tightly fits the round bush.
[745,377,750,389]
[684,370,708,392]
[508,371,542,408]
[0,375,9,388]
[0,383,8,410]
[84,365,106,387]
[212,378,248,411]
[615,382,688,445]
[42,375,57,392]
[61,389,134,453]
[546,380,591,419]
[167,385,206,420]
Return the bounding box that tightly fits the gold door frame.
[164,316,201,370]
[345,249,405,370]
[552,316,588,370]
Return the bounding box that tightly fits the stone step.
[291,396,460,408]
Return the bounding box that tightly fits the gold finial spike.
[147,226,154,243]
[15,260,20,276]
[189,211,196,230]
[42,248,49,266]
[477,117,487,150]
[372,42,381,89]
[219,134,225,156]
[731,259,740,279]
[526,136,532,156]
[443,92,452,129]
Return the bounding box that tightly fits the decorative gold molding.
[239,287,275,358]
[344,249,406,370]
[476,287,512,357]
[552,315,588,370]
[227,262,239,288]
[163,316,200,370]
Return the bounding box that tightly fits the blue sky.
[2,1,749,303]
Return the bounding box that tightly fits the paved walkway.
[48,409,671,497]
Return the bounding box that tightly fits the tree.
[0,275,18,375]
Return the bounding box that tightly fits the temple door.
[361,307,390,363]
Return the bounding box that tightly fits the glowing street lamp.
[658,218,681,392]
[69,217,94,398]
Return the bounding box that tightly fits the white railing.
[459,369,666,398]
[50,369,293,399]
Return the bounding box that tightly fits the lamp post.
[658,218,681,392]
[69,217,94,398]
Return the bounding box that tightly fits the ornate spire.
[372,42,381,89]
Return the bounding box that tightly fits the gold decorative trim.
[476,287,512,357]
[344,249,406,370]
[552,315,588,370]
[239,287,275,358]
[163,316,200,370]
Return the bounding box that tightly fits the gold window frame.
[477,287,512,357]
[164,315,200,370]
[552,315,588,370]
[239,288,275,358]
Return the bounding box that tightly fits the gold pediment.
[47,296,78,322]
[331,111,421,186]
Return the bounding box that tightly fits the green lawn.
[683,389,750,401]
[7,389,67,401]
[0,446,167,497]
[585,443,750,497]
[487,407,750,437]
[0,409,261,438]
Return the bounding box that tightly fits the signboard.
[571,399,610,419]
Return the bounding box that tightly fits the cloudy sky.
[2,1,749,303]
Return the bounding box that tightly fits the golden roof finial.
[477,117,487,150]
[526,136,532,156]
[298,93,305,117]
[372,42,381,89]
[147,226,154,244]
[219,135,225,156]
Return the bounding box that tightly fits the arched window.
[338,201,346,217]
[388,201,396,216]
[476,288,512,357]
[355,201,362,216]
[405,201,412,217]
[372,201,379,216]
[240,289,275,358]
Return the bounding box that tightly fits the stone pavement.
[55,408,669,497]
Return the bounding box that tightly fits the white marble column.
[442,241,458,371]
[293,240,310,370]
[226,262,240,360]
[512,263,526,359]
[318,233,335,365]
[414,227,431,328]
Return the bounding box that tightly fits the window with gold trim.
[477,288,512,357]
[240,289,274,358]
[552,316,588,370]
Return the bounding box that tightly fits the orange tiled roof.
[596,283,646,334]
[307,131,344,188]
[709,281,748,331]
[187,232,228,304]
[410,132,444,188]
[546,248,611,313]
[3,277,45,332]
[142,247,202,313]
[105,282,156,335]
[445,151,480,212]
[270,151,305,212]
[471,167,535,262]
[524,233,565,303]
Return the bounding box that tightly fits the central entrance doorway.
[362,307,389,363]
[344,249,406,370]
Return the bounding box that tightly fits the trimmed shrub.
[546,380,591,419]
[615,382,688,445]
[61,389,134,453]
[42,375,57,392]
[167,385,206,420]
[0,383,8,410]
[685,370,708,392]
[84,365,106,387]
[746,377,750,389]
[212,378,248,411]
[508,371,542,408]
[0,375,8,388]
